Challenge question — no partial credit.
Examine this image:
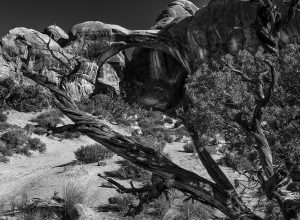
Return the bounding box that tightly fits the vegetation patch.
[0,129,46,162]
[74,144,114,164]
[0,77,51,112]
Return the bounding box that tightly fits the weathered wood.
[22,65,247,218]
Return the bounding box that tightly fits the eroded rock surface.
[0,23,125,99]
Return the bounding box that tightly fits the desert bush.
[111,193,170,218]
[15,145,32,157]
[176,200,213,220]
[1,129,28,149]
[163,132,173,143]
[31,109,63,129]
[115,118,132,126]
[62,182,87,220]
[146,110,164,121]
[26,138,46,153]
[132,135,166,155]
[138,117,155,129]
[7,85,51,112]
[117,160,151,181]
[0,112,7,123]
[0,129,46,159]
[74,144,114,164]
[0,140,12,157]
[0,156,9,163]
[0,122,9,132]
[34,127,48,135]
[77,93,130,121]
[0,77,51,112]
[183,142,195,153]
[0,77,15,109]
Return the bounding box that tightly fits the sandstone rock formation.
[43,25,69,46]
[0,0,299,107]
[0,23,126,99]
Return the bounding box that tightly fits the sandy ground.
[0,110,262,219]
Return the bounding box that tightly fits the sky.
[0,0,209,37]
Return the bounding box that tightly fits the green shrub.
[146,110,164,121]
[0,77,51,112]
[15,145,32,157]
[0,156,9,163]
[183,142,195,153]
[138,118,155,129]
[115,118,131,126]
[177,200,213,220]
[0,130,46,158]
[132,135,166,155]
[0,77,15,109]
[0,112,7,123]
[0,140,12,157]
[117,160,151,181]
[6,85,51,112]
[77,93,130,121]
[32,127,48,135]
[26,138,46,153]
[74,144,114,164]
[1,129,28,149]
[0,122,9,132]
[31,109,63,129]
[163,133,173,143]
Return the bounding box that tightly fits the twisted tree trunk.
[21,65,261,219]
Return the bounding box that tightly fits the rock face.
[123,0,199,109]
[0,0,300,107]
[43,25,69,46]
[0,23,125,99]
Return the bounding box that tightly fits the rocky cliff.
[0,0,299,107]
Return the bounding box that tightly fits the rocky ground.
[0,111,262,220]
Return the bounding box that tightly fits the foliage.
[62,182,87,220]
[0,77,51,112]
[1,129,29,149]
[115,160,151,181]
[176,199,214,220]
[77,93,147,126]
[26,137,46,153]
[0,129,46,161]
[0,112,7,123]
[183,142,195,153]
[184,47,300,216]
[31,109,63,129]
[74,144,114,164]
[0,156,9,163]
